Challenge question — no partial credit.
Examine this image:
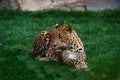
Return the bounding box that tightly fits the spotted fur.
[33,24,88,70]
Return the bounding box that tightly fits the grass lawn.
[0,10,120,80]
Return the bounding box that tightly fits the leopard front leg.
[37,57,49,61]
[63,56,89,70]
[63,54,89,71]
[75,59,89,71]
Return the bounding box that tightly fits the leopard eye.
[59,34,62,39]
[59,36,62,39]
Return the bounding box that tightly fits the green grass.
[0,10,120,80]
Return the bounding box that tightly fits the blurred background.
[0,0,120,11]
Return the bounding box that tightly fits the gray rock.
[0,0,120,11]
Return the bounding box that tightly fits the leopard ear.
[54,24,60,29]
[67,26,73,33]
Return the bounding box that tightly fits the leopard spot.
[79,48,82,50]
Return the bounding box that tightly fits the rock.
[0,0,11,9]
[87,0,120,10]
[0,0,120,11]
[17,0,87,11]
[0,0,87,10]
[18,0,52,11]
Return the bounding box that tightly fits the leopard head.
[49,24,73,51]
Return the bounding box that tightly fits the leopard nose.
[53,43,57,47]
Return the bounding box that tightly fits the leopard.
[33,24,88,70]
